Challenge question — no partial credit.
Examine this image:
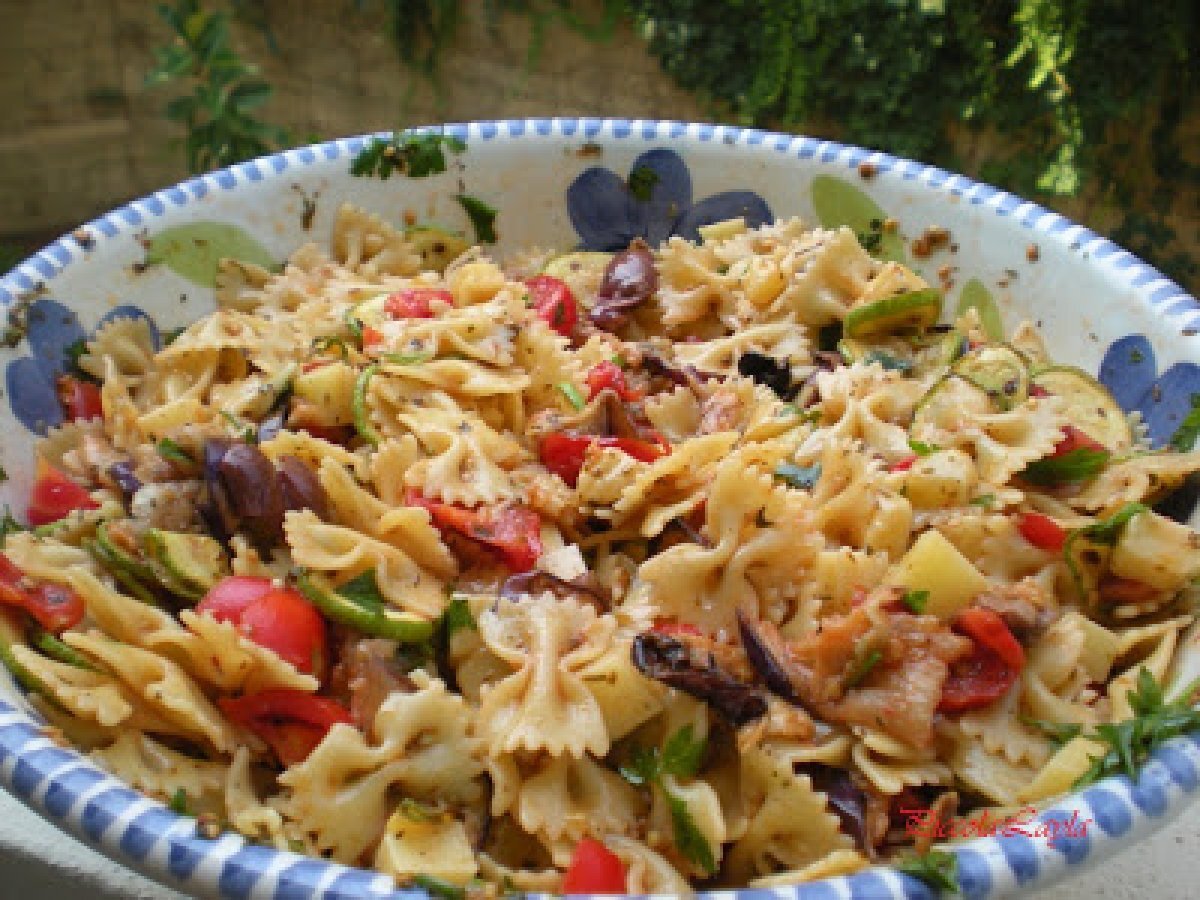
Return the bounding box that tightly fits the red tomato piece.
[57,376,103,422]
[361,325,385,349]
[407,492,543,572]
[198,578,327,676]
[585,360,642,402]
[650,619,703,638]
[526,275,577,338]
[218,689,352,766]
[938,607,1025,713]
[539,433,668,487]
[0,553,85,633]
[196,576,276,624]
[1017,512,1067,552]
[385,288,449,319]
[27,458,99,527]
[561,837,627,895]
[890,454,919,473]
[1051,425,1107,456]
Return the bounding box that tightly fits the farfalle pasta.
[2,208,1199,894]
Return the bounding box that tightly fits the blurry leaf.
[146,221,276,287]
[811,175,906,263]
[956,278,1003,341]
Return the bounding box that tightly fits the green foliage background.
[146,0,1198,289]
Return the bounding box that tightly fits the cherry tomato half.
[561,837,627,895]
[27,458,99,527]
[526,275,577,338]
[57,376,103,422]
[1017,512,1067,552]
[539,433,668,487]
[198,578,327,677]
[585,361,642,402]
[890,454,919,473]
[1051,425,1107,457]
[938,607,1025,713]
[218,689,352,767]
[407,492,543,572]
[0,553,85,633]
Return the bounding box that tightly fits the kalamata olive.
[590,242,658,329]
[737,610,800,701]
[217,443,284,548]
[201,439,239,541]
[107,460,142,500]
[631,631,767,725]
[795,763,876,854]
[277,454,329,520]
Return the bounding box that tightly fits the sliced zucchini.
[352,364,381,446]
[951,344,1031,411]
[143,530,228,599]
[295,571,434,643]
[844,288,942,339]
[84,538,163,608]
[30,627,96,671]
[541,251,613,302]
[1032,366,1132,450]
[404,225,470,272]
[95,522,156,581]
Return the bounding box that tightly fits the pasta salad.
[2,204,1199,894]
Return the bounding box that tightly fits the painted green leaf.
[956,277,1004,341]
[810,174,906,263]
[146,222,276,287]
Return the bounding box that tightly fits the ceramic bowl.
[1,119,1198,900]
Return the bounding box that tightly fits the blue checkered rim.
[0,119,1198,900]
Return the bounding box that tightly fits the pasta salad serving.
[2,204,1199,895]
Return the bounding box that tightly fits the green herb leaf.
[774,462,822,490]
[336,569,385,615]
[441,593,476,639]
[397,797,436,821]
[1021,447,1110,485]
[628,165,660,201]
[156,437,193,464]
[665,788,717,874]
[219,410,257,444]
[845,646,883,688]
[1063,502,1148,600]
[901,589,930,614]
[0,506,27,547]
[558,381,586,410]
[64,337,95,381]
[455,194,497,244]
[1169,394,1200,452]
[381,350,435,365]
[969,493,996,507]
[168,788,192,816]
[411,875,466,900]
[896,849,958,893]
[618,745,662,787]
[1020,715,1083,747]
[660,724,706,780]
[908,439,940,456]
[351,131,465,180]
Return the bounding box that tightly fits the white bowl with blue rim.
[0,119,1198,899]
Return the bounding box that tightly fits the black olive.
[630,631,767,725]
[276,454,329,520]
[590,242,658,330]
[736,350,794,399]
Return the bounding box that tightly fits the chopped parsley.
[168,788,192,816]
[845,646,883,688]
[156,437,193,465]
[410,875,466,900]
[441,593,476,639]
[620,725,715,874]
[1021,715,1083,747]
[350,130,466,180]
[557,381,586,410]
[336,569,385,615]
[311,335,352,359]
[1063,502,1148,599]
[969,493,996,507]
[1021,447,1110,485]
[455,194,497,244]
[901,589,930,614]
[908,438,940,457]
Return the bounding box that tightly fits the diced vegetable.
[26,459,98,527]
[844,288,942,339]
[293,361,359,427]
[1109,509,1200,590]
[57,376,103,422]
[885,529,988,619]
[539,433,668,487]
[951,344,1031,411]
[143,529,228,597]
[385,288,451,319]
[1031,365,1132,450]
[403,226,470,272]
[1017,512,1067,552]
[561,838,627,894]
[295,570,434,643]
[0,553,85,633]
[525,274,578,338]
[198,578,327,675]
[218,689,351,766]
[938,607,1025,712]
[352,364,381,446]
[585,360,641,402]
[407,492,543,572]
[902,448,977,509]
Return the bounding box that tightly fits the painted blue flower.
[566,147,773,250]
[5,298,159,434]
[1098,334,1200,448]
